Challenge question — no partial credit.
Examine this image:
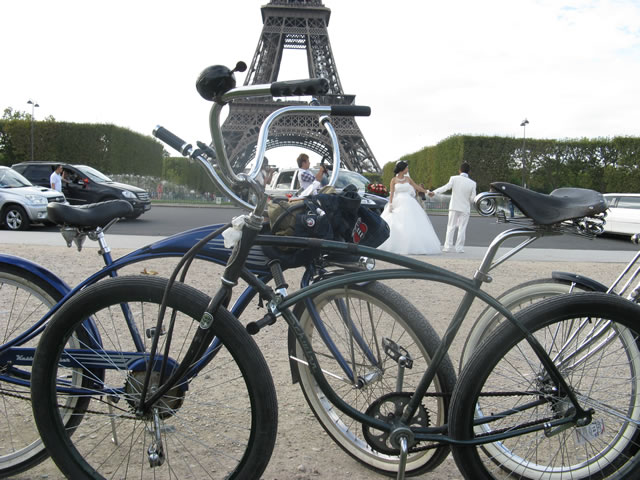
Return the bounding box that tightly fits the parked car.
[0,166,66,230]
[265,167,388,214]
[12,162,151,219]
[602,193,640,237]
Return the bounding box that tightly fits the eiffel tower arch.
[221,0,380,173]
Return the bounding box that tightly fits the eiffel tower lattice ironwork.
[221,0,380,173]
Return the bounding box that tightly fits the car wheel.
[3,205,30,231]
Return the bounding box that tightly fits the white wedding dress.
[379,179,442,255]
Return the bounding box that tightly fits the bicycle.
[30,63,640,480]
[0,74,450,477]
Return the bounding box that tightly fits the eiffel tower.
[221,0,380,173]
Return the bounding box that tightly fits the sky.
[3,0,640,172]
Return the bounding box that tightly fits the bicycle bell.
[196,61,247,101]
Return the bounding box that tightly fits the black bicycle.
[30,63,640,480]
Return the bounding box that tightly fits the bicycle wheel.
[31,276,278,480]
[0,265,63,476]
[291,281,457,476]
[450,293,640,479]
[460,278,590,368]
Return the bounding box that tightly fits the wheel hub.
[125,370,184,419]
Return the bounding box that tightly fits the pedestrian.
[429,162,477,253]
[296,153,326,195]
[49,165,67,192]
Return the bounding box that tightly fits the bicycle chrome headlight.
[359,256,376,271]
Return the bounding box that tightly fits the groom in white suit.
[429,162,476,253]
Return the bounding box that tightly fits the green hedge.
[382,135,640,194]
[0,119,163,176]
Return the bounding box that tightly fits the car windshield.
[312,169,370,190]
[0,168,33,188]
[75,165,112,183]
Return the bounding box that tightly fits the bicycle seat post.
[88,227,116,269]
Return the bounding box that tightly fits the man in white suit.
[428,162,476,253]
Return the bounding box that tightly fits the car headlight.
[24,194,48,205]
[121,190,136,199]
[360,197,375,205]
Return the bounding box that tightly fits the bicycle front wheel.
[292,281,457,476]
[450,293,640,479]
[31,276,278,480]
[0,265,63,476]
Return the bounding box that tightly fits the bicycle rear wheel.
[450,293,640,479]
[31,276,278,480]
[291,281,457,476]
[460,278,590,368]
[0,265,63,476]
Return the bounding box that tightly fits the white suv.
[0,166,66,230]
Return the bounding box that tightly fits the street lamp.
[27,99,39,162]
[520,118,529,188]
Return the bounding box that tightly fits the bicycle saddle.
[47,200,133,228]
[491,182,607,225]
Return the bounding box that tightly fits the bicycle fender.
[552,271,608,293]
[0,253,70,296]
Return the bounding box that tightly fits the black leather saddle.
[47,200,133,228]
[491,182,607,225]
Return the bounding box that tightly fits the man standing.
[296,153,326,196]
[429,162,476,253]
[50,165,64,192]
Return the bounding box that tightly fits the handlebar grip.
[153,126,192,155]
[330,105,371,117]
[270,78,330,97]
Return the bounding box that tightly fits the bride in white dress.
[379,161,442,255]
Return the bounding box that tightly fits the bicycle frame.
[0,225,263,379]
[1,222,377,398]
[97,222,583,451]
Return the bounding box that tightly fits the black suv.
[12,162,151,219]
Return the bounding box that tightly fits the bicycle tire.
[450,293,640,479]
[460,278,591,368]
[291,281,457,476]
[0,265,70,476]
[31,275,278,480]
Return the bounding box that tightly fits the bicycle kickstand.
[397,435,408,480]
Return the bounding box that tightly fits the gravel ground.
[1,242,628,480]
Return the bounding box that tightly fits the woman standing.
[379,161,442,255]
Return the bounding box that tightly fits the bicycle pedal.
[382,338,413,368]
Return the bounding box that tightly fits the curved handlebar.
[155,75,371,217]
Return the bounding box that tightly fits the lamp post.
[27,99,39,162]
[520,118,529,188]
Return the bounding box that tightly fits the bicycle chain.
[405,390,548,453]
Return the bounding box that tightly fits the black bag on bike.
[350,204,390,248]
[263,184,390,268]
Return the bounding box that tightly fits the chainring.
[362,392,430,455]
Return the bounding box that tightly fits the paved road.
[29,205,638,252]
